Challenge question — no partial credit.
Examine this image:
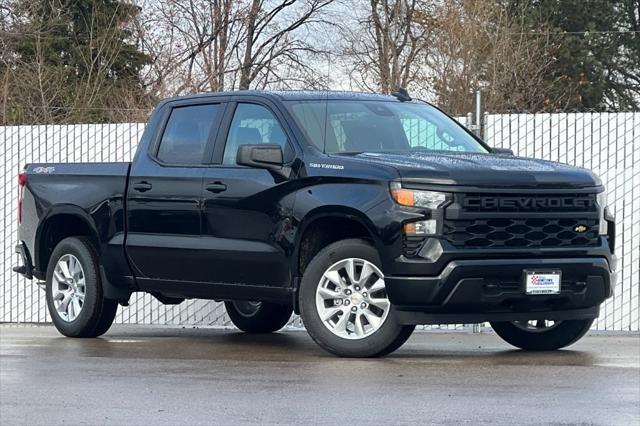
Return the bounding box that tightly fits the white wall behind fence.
[1,113,638,331]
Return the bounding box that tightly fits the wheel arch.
[35,205,100,274]
[293,206,380,282]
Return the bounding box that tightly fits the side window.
[157,104,220,164]
[223,103,289,165]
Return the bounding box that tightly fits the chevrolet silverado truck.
[14,90,617,357]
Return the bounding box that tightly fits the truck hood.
[337,151,601,189]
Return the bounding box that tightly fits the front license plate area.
[524,270,561,295]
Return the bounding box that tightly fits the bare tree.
[339,0,571,112]
[426,0,570,114]
[136,0,337,97]
[236,0,336,89]
[135,0,242,97]
[342,0,432,93]
[1,0,582,124]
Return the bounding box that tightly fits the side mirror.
[492,147,514,156]
[236,144,290,179]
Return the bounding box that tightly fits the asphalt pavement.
[1,324,638,425]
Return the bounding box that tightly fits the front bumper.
[386,257,613,325]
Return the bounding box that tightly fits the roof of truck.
[162,90,405,103]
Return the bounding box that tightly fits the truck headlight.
[597,191,608,235]
[390,183,449,209]
[403,220,437,236]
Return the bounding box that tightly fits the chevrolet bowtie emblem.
[574,224,588,233]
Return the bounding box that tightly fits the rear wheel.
[299,239,415,357]
[225,301,292,333]
[490,318,594,350]
[45,237,118,337]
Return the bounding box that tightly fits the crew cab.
[14,90,617,357]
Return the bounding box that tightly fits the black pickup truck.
[14,90,617,357]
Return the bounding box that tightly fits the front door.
[126,101,224,283]
[200,102,296,287]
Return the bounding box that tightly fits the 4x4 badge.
[574,224,588,233]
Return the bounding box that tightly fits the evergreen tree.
[4,0,151,123]
[511,0,640,111]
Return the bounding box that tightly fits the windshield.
[285,100,487,154]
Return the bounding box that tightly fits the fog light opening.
[418,238,443,263]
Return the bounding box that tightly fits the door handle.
[132,181,153,192]
[205,182,227,193]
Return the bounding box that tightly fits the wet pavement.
[1,325,639,425]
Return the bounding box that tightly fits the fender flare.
[34,204,100,273]
[289,206,381,314]
[291,206,380,278]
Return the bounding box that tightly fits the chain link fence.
[1,112,638,331]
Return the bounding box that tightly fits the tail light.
[18,172,26,224]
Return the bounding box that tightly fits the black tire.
[490,318,594,351]
[299,238,415,358]
[225,301,293,333]
[45,237,118,337]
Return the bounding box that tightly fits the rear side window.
[157,104,220,164]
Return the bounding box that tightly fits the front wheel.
[490,318,594,350]
[299,239,415,357]
[224,301,293,333]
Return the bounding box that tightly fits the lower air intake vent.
[403,236,425,257]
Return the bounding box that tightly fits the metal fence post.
[483,111,489,142]
[475,90,482,138]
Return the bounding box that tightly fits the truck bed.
[23,161,131,208]
[19,162,132,282]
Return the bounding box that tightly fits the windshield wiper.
[330,151,363,156]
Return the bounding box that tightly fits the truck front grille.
[443,217,599,249]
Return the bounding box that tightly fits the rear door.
[126,100,225,283]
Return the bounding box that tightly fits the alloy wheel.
[231,300,263,318]
[51,254,86,322]
[315,258,390,340]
